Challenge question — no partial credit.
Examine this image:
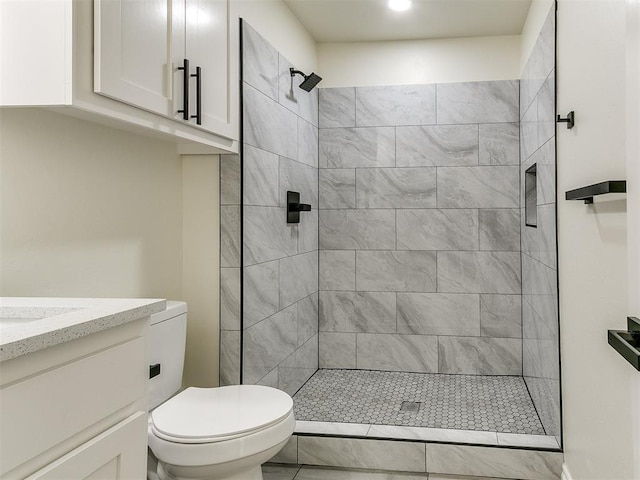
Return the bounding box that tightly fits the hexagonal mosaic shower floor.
[293,369,545,435]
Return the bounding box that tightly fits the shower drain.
[400,401,421,413]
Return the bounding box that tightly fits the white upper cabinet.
[94,0,175,117]
[0,0,238,152]
[95,0,235,139]
[186,0,234,138]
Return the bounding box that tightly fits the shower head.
[290,68,322,92]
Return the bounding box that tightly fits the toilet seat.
[148,384,296,468]
[150,385,293,444]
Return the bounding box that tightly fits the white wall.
[626,0,640,476]
[520,0,555,75]
[317,35,520,87]
[0,108,183,299]
[557,0,637,478]
[182,156,220,387]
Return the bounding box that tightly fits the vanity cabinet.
[95,0,234,139]
[0,319,149,480]
[0,0,238,152]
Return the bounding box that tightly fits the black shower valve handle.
[290,202,311,212]
[286,191,311,223]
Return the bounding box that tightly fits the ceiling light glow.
[388,0,412,11]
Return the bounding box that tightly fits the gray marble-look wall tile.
[478,209,520,251]
[479,123,520,166]
[536,205,557,269]
[294,465,429,480]
[355,84,436,127]
[243,304,298,383]
[244,145,279,207]
[319,332,356,368]
[320,209,396,250]
[297,293,318,346]
[244,83,297,160]
[537,70,555,147]
[221,267,241,331]
[319,127,395,169]
[396,125,478,167]
[437,166,519,208]
[520,100,538,161]
[298,87,319,128]
[523,337,559,380]
[319,250,355,291]
[298,435,426,472]
[397,209,478,251]
[256,367,279,388]
[269,435,298,464]
[397,293,480,336]
[537,162,556,206]
[356,168,436,209]
[438,251,521,294]
[319,291,396,333]
[319,87,356,128]
[278,54,300,116]
[437,80,519,124]
[357,333,438,373]
[298,117,319,168]
[244,260,280,328]
[221,205,240,267]
[319,169,356,209]
[220,154,240,205]
[496,433,560,450]
[480,294,522,338]
[278,54,319,126]
[522,253,556,297]
[219,330,240,386]
[279,157,318,208]
[280,252,318,308]
[242,22,278,100]
[262,464,300,480]
[244,206,298,265]
[438,336,522,375]
[298,209,319,254]
[279,335,318,395]
[356,251,437,292]
[367,425,499,446]
[426,444,562,480]
[525,376,561,438]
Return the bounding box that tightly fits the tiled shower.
[221,4,560,448]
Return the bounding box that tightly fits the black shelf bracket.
[557,111,575,129]
[608,317,640,372]
[565,180,626,204]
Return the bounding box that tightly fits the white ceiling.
[282,0,533,43]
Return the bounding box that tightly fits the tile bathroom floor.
[262,464,514,480]
[293,369,549,441]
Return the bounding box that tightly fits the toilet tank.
[149,301,187,410]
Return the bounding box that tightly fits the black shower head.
[290,68,322,92]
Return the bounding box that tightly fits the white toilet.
[147,301,295,480]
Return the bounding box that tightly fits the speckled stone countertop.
[0,297,165,362]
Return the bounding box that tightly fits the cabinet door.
[25,412,147,480]
[94,0,174,117]
[185,0,235,138]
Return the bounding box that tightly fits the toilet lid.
[150,386,293,443]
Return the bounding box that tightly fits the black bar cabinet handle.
[177,59,190,120]
[191,66,202,125]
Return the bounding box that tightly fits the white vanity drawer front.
[0,337,146,475]
[25,412,147,480]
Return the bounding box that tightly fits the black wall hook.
[557,111,575,129]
